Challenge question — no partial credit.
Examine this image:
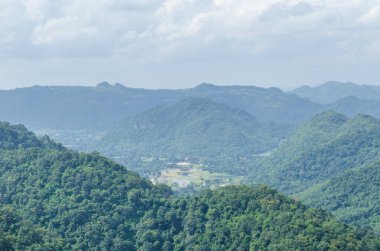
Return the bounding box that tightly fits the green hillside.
[97,97,284,174]
[298,160,380,235]
[0,121,171,249]
[247,111,380,194]
[1,121,379,250]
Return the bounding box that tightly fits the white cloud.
[0,0,378,60]
[359,5,380,24]
[33,16,98,44]
[1,0,380,89]
[23,0,49,19]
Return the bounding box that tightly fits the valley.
[1,81,380,249]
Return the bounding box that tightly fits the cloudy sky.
[1,0,380,89]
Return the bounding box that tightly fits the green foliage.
[297,160,380,235]
[1,121,379,250]
[0,205,64,250]
[247,111,380,194]
[146,185,380,250]
[0,122,61,150]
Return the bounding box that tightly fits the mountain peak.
[194,83,218,90]
[96,81,112,87]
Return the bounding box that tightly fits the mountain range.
[293,81,380,104]
[1,121,379,249]
[0,82,321,130]
[1,81,380,134]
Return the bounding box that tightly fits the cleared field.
[151,167,243,188]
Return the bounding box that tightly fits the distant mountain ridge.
[1,81,380,132]
[0,82,321,130]
[293,81,380,104]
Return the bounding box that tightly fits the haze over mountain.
[2,121,379,249]
[2,82,380,135]
[293,81,380,104]
[328,96,380,119]
[0,82,321,130]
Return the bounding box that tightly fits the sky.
[0,0,380,90]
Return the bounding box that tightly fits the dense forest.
[1,122,379,250]
[242,111,380,238]
[298,160,380,235]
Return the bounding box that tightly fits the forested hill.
[1,121,379,250]
[96,97,282,164]
[298,160,380,235]
[248,111,380,194]
[0,83,320,130]
[0,121,171,249]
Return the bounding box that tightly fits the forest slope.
[1,121,379,250]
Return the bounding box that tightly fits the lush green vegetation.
[243,111,380,236]
[1,121,379,250]
[297,160,380,235]
[96,97,287,174]
[0,205,63,250]
[167,186,380,250]
[247,111,380,194]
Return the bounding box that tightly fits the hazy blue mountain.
[293,81,380,104]
[2,81,380,135]
[297,160,380,235]
[95,97,286,174]
[0,82,321,130]
[247,111,380,194]
[328,95,380,118]
[2,121,379,249]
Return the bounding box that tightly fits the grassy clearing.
[151,167,243,188]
